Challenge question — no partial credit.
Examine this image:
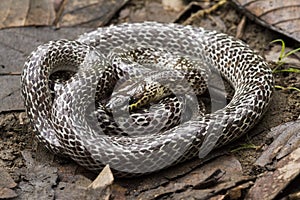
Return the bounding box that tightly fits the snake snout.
[106,95,130,112]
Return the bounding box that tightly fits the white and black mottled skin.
[21,22,274,176]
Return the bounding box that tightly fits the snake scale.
[21,22,273,176]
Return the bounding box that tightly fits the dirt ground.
[0,0,299,199]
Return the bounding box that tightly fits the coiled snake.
[21,22,273,176]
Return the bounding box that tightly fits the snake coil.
[22,22,273,176]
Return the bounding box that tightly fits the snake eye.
[129,96,138,104]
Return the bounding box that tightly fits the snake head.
[106,94,130,113]
[106,78,146,111]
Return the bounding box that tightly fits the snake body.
[21,22,273,176]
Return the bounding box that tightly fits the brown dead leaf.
[55,166,114,200]
[0,168,18,199]
[246,146,300,200]
[0,0,56,29]
[0,167,17,189]
[123,0,180,23]
[17,151,58,199]
[162,0,185,12]
[0,76,23,112]
[0,27,90,113]
[59,0,129,27]
[0,187,18,199]
[88,165,114,189]
[255,120,300,167]
[136,155,252,200]
[231,0,300,42]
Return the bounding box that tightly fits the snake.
[21,22,274,176]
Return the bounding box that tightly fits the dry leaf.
[0,0,56,29]
[231,0,300,42]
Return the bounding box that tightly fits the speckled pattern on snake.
[21,22,274,176]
